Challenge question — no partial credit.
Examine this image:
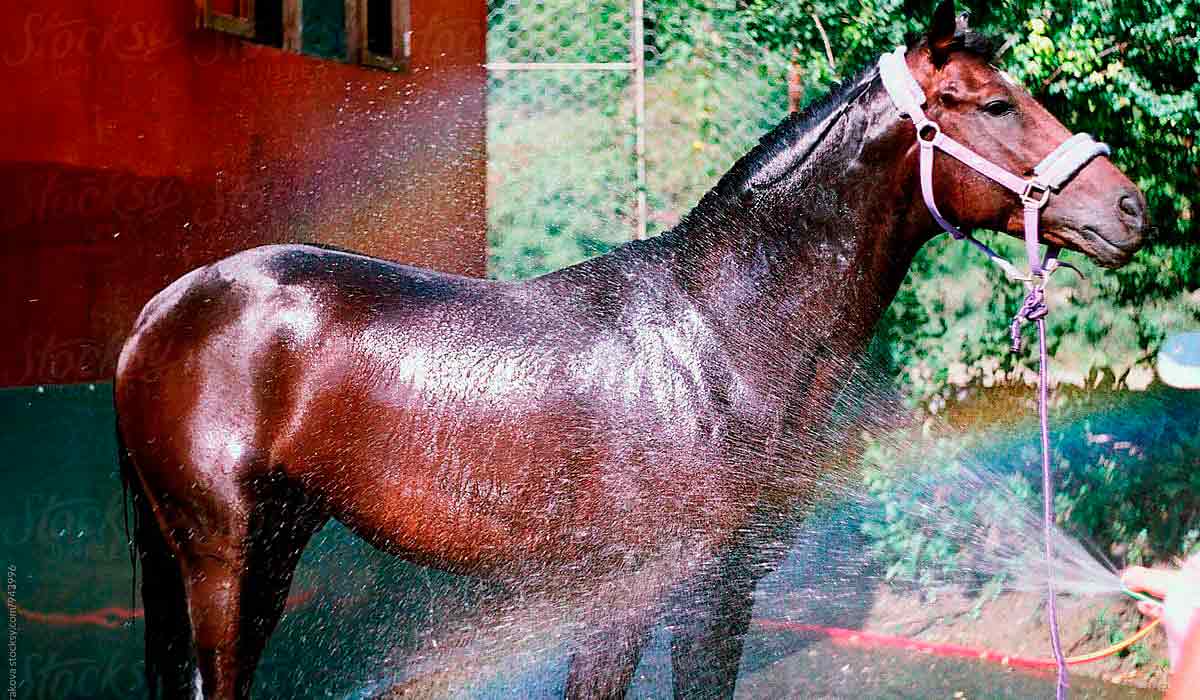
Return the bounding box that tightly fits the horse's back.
[119,242,493,370]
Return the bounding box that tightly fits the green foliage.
[860,438,968,588]
[487,71,635,279]
[485,0,653,278]
[487,2,788,277]
[1088,607,1160,667]
[859,434,1039,590]
[487,0,633,63]
[641,5,790,235]
[1087,607,1119,643]
[860,389,1200,588]
[874,234,1200,411]
[1047,391,1200,564]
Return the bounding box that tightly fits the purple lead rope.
[1039,318,1069,700]
[1013,288,1069,699]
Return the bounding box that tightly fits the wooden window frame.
[201,0,256,39]
[346,0,411,70]
[283,0,302,52]
[199,0,410,71]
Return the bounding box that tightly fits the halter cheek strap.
[878,47,1110,281]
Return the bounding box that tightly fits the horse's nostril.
[1118,193,1142,219]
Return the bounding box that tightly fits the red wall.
[0,0,488,386]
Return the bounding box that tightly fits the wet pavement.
[357,626,1160,699]
[733,636,1159,699]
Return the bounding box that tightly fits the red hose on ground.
[14,595,1153,668]
[13,589,316,630]
[752,617,1160,668]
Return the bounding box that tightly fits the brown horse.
[115,3,1147,698]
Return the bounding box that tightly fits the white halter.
[877,47,1110,281]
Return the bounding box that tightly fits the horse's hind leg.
[234,480,327,695]
[172,474,326,699]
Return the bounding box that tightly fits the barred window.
[198,0,411,70]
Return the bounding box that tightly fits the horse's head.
[903,0,1146,268]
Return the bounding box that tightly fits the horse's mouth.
[1046,225,1140,269]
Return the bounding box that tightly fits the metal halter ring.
[1021,180,1052,209]
[916,122,941,144]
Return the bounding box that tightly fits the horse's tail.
[118,414,197,698]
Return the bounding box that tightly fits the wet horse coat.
[116,6,1146,698]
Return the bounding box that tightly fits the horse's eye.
[982,100,1014,116]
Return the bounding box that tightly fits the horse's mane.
[682,28,997,221]
[685,65,875,213]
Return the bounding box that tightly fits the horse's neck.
[673,85,925,392]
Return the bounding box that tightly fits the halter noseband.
[878,47,1110,282]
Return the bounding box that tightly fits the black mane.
[907,27,997,63]
[688,64,878,213]
[681,29,998,224]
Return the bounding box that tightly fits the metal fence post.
[632,0,647,240]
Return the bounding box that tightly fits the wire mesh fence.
[486,1,792,279]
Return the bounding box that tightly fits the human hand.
[1122,555,1200,669]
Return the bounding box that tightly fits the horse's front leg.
[563,614,653,700]
[561,555,675,699]
[668,565,756,700]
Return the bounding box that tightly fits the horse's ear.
[928,0,957,66]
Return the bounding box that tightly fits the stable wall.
[0,0,488,386]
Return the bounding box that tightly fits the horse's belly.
[287,398,712,576]
[314,454,675,575]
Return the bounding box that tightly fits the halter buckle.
[1021,180,1052,209]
